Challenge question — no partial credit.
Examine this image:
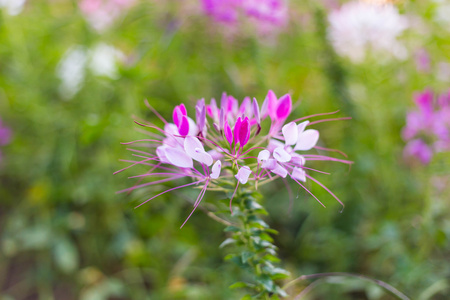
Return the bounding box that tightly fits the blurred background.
[0,0,449,299]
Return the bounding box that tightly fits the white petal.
[258,150,270,162]
[291,153,306,166]
[295,129,319,151]
[273,147,291,163]
[297,121,310,135]
[184,136,213,166]
[235,166,252,184]
[210,160,222,179]
[282,122,298,146]
[165,147,193,168]
[262,158,277,170]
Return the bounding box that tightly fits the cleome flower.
[116,91,352,227]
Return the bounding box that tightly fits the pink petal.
[282,122,298,146]
[156,146,170,164]
[267,90,278,119]
[276,94,292,120]
[165,147,193,168]
[291,167,306,182]
[219,108,225,131]
[258,149,270,162]
[196,99,206,132]
[295,129,319,151]
[172,105,185,127]
[210,160,222,179]
[239,96,251,116]
[235,166,252,184]
[273,146,291,163]
[184,136,213,166]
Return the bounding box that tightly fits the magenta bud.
[233,117,242,144]
[172,104,187,127]
[238,117,251,147]
[224,121,233,147]
[178,115,190,136]
[276,94,292,120]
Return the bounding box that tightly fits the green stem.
[221,188,289,299]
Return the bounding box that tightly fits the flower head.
[402,89,450,164]
[117,91,352,227]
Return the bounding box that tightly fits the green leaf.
[229,282,255,289]
[220,238,237,248]
[241,251,254,263]
[224,226,241,232]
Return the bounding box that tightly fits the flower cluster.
[201,0,288,36]
[402,89,450,164]
[79,0,136,32]
[327,1,408,63]
[0,118,11,162]
[117,91,351,227]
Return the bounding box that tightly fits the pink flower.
[117,91,352,227]
[0,118,11,162]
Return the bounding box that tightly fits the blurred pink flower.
[415,48,431,73]
[79,0,136,32]
[117,91,351,227]
[0,118,11,162]
[402,89,450,164]
[201,0,288,37]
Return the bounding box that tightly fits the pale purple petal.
[282,122,298,146]
[187,117,199,136]
[273,146,291,163]
[291,167,306,182]
[156,146,170,164]
[291,153,305,166]
[261,97,269,119]
[235,166,252,184]
[295,129,319,151]
[252,97,260,124]
[262,158,277,169]
[210,160,222,179]
[219,108,225,130]
[165,147,194,168]
[272,163,288,178]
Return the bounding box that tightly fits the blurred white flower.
[88,43,124,79]
[79,0,136,32]
[433,0,450,28]
[327,1,409,63]
[0,0,26,16]
[56,46,88,100]
[56,43,124,100]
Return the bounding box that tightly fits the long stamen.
[180,181,209,228]
[305,174,344,211]
[308,117,352,126]
[135,181,202,208]
[293,178,326,208]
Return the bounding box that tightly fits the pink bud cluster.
[117,91,352,227]
[201,0,288,36]
[402,89,450,164]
